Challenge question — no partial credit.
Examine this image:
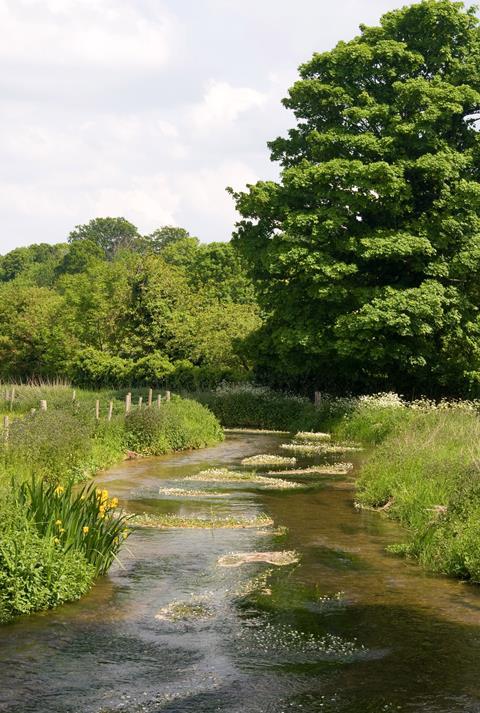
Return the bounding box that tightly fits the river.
[2,432,480,712]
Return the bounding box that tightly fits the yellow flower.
[98,503,106,514]
[53,537,60,544]
[82,526,89,534]
[109,497,119,509]
[54,485,64,495]
[101,489,109,503]
[59,528,65,533]
[96,488,102,497]
[99,512,105,519]
[55,519,62,526]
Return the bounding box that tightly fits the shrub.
[69,348,134,387]
[124,398,223,455]
[0,503,95,623]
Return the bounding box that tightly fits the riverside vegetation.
[0,384,223,623]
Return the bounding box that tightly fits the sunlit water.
[2,433,480,712]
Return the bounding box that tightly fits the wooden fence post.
[125,392,132,414]
[157,393,162,408]
[165,390,171,402]
[148,388,153,407]
[138,396,143,410]
[40,400,47,411]
[314,391,322,407]
[72,389,76,402]
[9,387,15,412]
[95,399,100,420]
[108,400,113,422]
[3,415,9,444]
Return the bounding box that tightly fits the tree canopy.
[0,220,259,386]
[232,0,480,396]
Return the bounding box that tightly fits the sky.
[1,0,417,252]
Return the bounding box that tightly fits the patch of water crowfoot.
[237,620,367,662]
[266,463,354,476]
[157,487,229,498]
[241,454,296,466]
[155,596,214,622]
[184,468,302,489]
[280,442,363,454]
[217,550,299,567]
[294,431,331,441]
[131,512,274,529]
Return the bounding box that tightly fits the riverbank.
[0,385,223,623]
[194,385,480,582]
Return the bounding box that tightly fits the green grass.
[355,406,480,581]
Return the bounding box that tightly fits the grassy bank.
[0,384,223,623]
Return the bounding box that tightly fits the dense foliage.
[0,222,258,387]
[232,0,480,396]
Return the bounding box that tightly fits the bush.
[0,505,95,623]
[69,348,134,387]
[124,398,223,455]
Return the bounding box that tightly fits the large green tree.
[68,217,140,259]
[232,0,480,395]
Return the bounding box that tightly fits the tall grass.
[355,405,480,580]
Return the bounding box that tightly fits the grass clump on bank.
[356,407,480,581]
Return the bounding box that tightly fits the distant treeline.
[0,219,259,388]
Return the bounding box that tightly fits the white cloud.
[92,175,180,233]
[0,0,177,70]
[190,80,267,132]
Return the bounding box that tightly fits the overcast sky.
[1,0,417,252]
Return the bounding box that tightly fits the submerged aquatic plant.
[241,454,296,467]
[132,512,274,529]
[155,596,214,622]
[280,442,363,454]
[184,468,302,489]
[294,431,331,442]
[157,487,229,498]
[217,550,299,567]
[266,464,354,476]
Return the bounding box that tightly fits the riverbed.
[2,432,480,712]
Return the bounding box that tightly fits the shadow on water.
[2,433,480,712]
